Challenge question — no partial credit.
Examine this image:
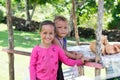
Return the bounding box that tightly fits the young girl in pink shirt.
[29,20,87,80]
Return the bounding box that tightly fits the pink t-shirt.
[29,44,83,80]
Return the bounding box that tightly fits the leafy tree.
[75,0,98,30]
[0,9,4,23]
[2,0,120,30]
[0,0,6,6]
[13,0,69,27]
[108,0,120,29]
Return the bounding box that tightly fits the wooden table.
[67,45,120,79]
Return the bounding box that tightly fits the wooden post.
[72,0,84,76]
[6,0,15,80]
[95,0,104,79]
[72,0,80,45]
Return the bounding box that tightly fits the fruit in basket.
[90,35,120,55]
[89,35,107,55]
[105,44,116,55]
[113,44,120,49]
[105,44,120,54]
[101,35,108,45]
[113,44,120,53]
[89,41,105,55]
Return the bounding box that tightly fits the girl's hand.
[76,53,83,59]
[70,51,83,59]
[81,57,89,64]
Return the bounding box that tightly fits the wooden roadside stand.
[4,0,104,80]
[71,0,104,79]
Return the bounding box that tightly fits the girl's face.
[55,20,68,38]
[40,25,55,46]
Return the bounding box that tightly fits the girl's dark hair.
[39,20,55,32]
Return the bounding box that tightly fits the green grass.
[0,25,40,49]
[0,24,32,80]
[0,23,106,80]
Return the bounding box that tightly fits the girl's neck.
[56,36,64,40]
[40,43,52,48]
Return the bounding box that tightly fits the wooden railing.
[2,48,31,56]
[2,47,103,80]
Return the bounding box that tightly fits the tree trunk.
[6,0,15,80]
[95,0,104,79]
[25,0,31,27]
[68,12,74,37]
[72,0,80,45]
[25,0,36,27]
[72,0,84,76]
[30,2,36,19]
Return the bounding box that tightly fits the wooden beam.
[2,48,31,56]
[2,48,103,69]
[67,40,90,45]
[85,62,103,69]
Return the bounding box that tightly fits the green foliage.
[0,9,4,23]
[77,0,97,27]
[0,0,6,6]
[51,0,71,17]
[108,0,120,29]
[29,0,66,5]
[11,0,71,22]
[104,0,115,13]
[78,0,97,17]
[2,0,120,30]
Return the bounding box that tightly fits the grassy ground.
[0,24,37,80]
[0,23,106,80]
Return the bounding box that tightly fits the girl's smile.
[40,25,55,48]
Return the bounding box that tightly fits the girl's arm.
[58,46,83,66]
[29,46,38,80]
[53,38,83,59]
[65,50,83,59]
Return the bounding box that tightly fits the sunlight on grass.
[0,46,31,80]
[0,24,7,31]
[0,24,36,80]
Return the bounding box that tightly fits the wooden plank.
[2,48,31,56]
[2,48,103,69]
[84,62,103,69]
[67,40,90,45]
